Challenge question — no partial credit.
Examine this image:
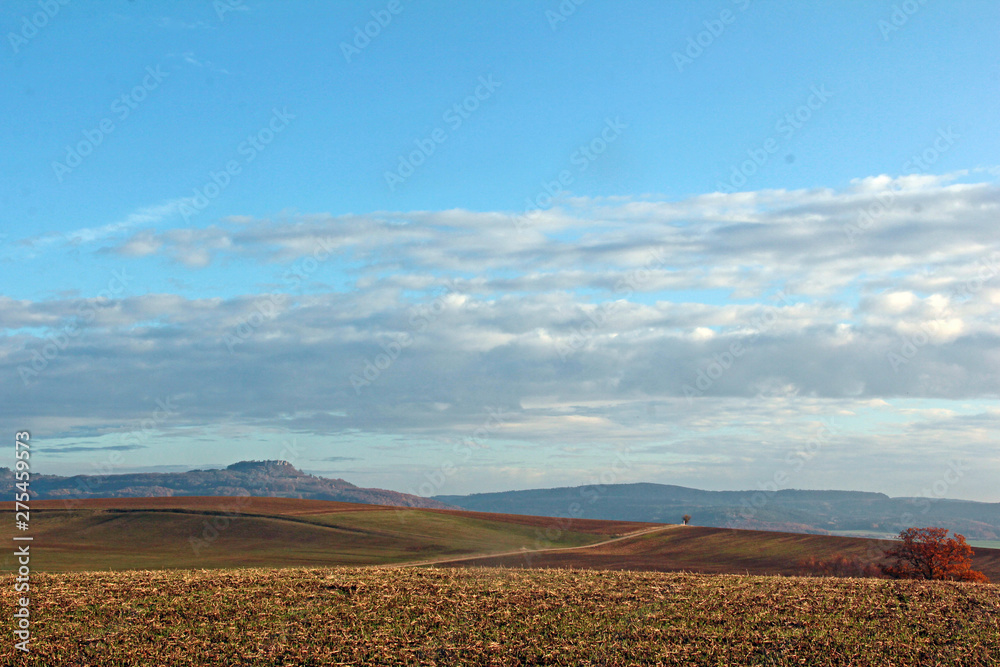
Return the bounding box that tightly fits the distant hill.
[434,482,1000,540]
[0,496,647,572]
[1,497,997,580]
[0,460,450,509]
[7,461,997,541]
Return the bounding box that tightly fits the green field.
[2,567,997,666]
[968,539,1000,550]
[0,505,611,572]
[3,498,998,582]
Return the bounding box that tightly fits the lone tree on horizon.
[880,527,989,582]
[682,514,691,526]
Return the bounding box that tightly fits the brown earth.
[3,496,655,533]
[5,497,996,580]
[416,523,1000,581]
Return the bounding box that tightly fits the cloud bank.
[6,175,999,498]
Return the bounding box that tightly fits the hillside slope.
[436,482,1000,539]
[2,497,996,580]
[0,497,651,572]
[0,460,448,509]
[434,524,1000,581]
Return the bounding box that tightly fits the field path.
[386,523,680,569]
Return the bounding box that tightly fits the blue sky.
[3,1,999,502]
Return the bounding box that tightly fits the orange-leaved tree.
[880,527,989,582]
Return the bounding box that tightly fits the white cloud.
[22,198,194,251]
[6,175,1000,498]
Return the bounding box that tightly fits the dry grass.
[2,567,997,666]
[421,524,1000,582]
[0,503,629,572]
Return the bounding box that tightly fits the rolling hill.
[2,497,997,581]
[10,461,998,543]
[435,524,1000,580]
[0,459,449,508]
[0,496,649,572]
[435,482,1000,540]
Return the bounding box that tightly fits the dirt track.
[387,524,680,569]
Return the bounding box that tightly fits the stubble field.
[2,566,998,666]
